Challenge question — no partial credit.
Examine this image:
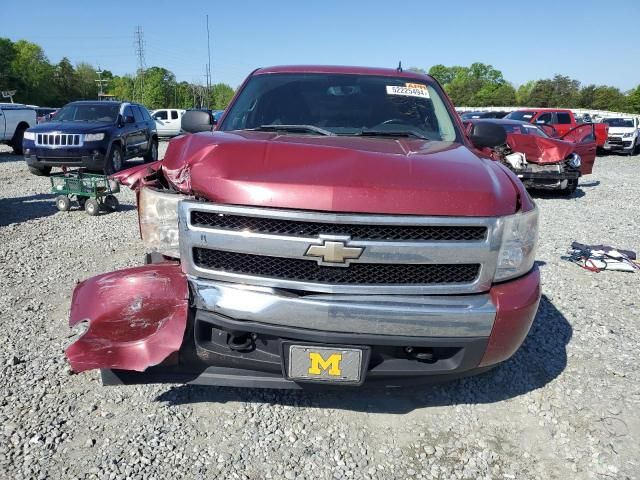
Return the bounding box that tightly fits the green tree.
[10,40,53,104]
[75,62,99,100]
[527,80,555,107]
[108,75,134,102]
[591,86,627,111]
[627,85,640,113]
[427,64,457,85]
[141,67,176,109]
[578,84,597,108]
[210,83,235,110]
[53,57,78,105]
[548,74,580,107]
[0,38,17,92]
[516,80,536,105]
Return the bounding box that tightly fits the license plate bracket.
[283,343,370,385]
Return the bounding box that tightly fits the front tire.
[55,195,71,212]
[103,194,119,212]
[28,165,52,176]
[104,145,123,175]
[143,138,158,163]
[85,199,100,216]
[11,126,26,155]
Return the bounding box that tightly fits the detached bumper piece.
[65,263,189,373]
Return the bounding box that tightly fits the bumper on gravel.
[66,263,540,388]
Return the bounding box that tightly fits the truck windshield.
[603,118,634,128]
[219,73,459,142]
[504,111,538,122]
[54,104,119,123]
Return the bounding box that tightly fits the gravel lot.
[0,142,639,480]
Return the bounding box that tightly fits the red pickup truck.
[65,66,541,389]
[505,108,608,147]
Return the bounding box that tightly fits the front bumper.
[603,139,634,151]
[89,266,541,389]
[24,145,106,171]
[513,168,580,190]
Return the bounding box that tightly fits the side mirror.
[181,110,213,133]
[468,122,506,148]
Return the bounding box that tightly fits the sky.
[3,0,640,91]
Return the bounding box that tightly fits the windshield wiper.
[355,129,429,140]
[247,125,335,136]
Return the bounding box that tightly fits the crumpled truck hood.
[506,133,575,164]
[155,131,518,217]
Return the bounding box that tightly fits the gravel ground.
[0,142,639,480]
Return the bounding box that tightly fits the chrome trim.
[191,278,496,338]
[179,201,503,295]
[35,132,83,148]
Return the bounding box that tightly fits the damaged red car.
[465,118,596,194]
[66,66,541,389]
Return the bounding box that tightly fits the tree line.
[0,38,234,110]
[2,38,639,113]
[411,63,640,113]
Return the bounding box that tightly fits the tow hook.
[227,332,257,352]
[404,346,435,362]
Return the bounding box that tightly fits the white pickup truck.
[0,103,36,154]
[602,117,640,155]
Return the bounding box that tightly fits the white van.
[151,109,186,137]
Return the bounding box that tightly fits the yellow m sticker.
[308,352,342,376]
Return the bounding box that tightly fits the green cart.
[50,169,120,216]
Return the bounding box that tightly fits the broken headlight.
[138,187,183,258]
[566,153,581,169]
[495,207,539,282]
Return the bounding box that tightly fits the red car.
[65,65,541,389]
[465,118,596,194]
[505,108,608,147]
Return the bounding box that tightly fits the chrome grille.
[35,133,83,147]
[193,248,480,285]
[190,211,487,241]
[179,201,502,295]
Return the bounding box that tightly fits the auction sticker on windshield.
[386,85,430,98]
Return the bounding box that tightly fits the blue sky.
[3,0,639,90]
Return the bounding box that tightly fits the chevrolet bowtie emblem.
[305,240,363,265]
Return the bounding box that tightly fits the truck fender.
[65,263,189,373]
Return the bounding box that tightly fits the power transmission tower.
[95,67,109,99]
[205,14,212,109]
[134,26,146,103]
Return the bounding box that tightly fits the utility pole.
[95,67,109,99]
[206,14,212,109]
[134,26,146,103]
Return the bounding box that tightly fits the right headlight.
[494,207,539,282]
[138,187,185,258]
[566,153,581,169]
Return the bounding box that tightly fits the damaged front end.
[494,134,582,191]
[66,150,194,374]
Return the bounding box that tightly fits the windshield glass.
[604,118,634,128]
[499,123,550,138]
[504,111,538,122]
[54,104,119,123]
[219,73,459,142]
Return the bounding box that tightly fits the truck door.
[552,111,573,136]
[131,106,148,155]
[168,110,181,135]
[152,110,168,135]
[562,124,596,174]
